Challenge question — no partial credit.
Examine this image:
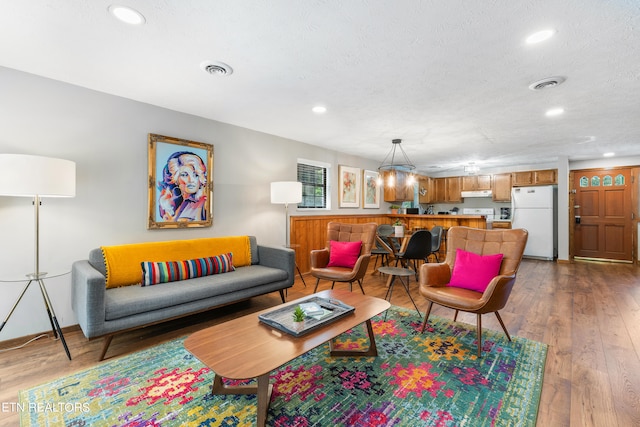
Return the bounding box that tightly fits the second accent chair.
[418,226,528,357]
[310,222,378,294]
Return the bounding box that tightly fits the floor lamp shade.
[0,154,76,197]
[270,181,302,205]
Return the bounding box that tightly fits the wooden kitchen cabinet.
[430,177,462,203]
[492,173,512,202]
[491,221,512,229]
[383,170,414,202]
[461,175,491,191]
[446,176,462,202]
[512,171,534,186]
[512,169,557,186]
[534,169,557,184]
[432,178,446,202]
[417,175,430,203]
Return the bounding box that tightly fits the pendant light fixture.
[377,139,416,187]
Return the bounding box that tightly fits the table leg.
[329,319,378,357]
[211,373,273,427]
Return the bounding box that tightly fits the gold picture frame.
[363,170,381,208]
[148,133,213,229]
[338,165,361,208]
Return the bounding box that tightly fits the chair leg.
[476,314,482,357]
[494,311,512,341]
[453,310,459,321]
[420,301,434,333]
[313,278,321,293]
[331,281,336,289]
[356,279,365,295]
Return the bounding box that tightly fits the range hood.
[461,190,492,198]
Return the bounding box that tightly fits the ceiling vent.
[528,76,566,91]
[200,61,233,76]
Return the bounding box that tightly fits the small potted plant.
[393,219,405,237]
[389,204,400,214]
[292,305,306,331]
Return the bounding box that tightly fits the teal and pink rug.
[19,306,547,426]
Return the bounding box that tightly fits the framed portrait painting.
[148,133,214,229]
[338,165,361,208]
[363,170,381,209]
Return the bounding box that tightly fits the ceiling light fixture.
[528,76,566,91]
[312,106,327,114]
[464,163,480,174]
[603,152,615,157]
[108,5,146,25]
[378,139,416,187]
[545,107,565,117]
[200,61,233,76]
[526,29,555,44]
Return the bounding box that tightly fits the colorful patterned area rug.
[19,306,547,426]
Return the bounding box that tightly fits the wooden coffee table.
[184,289,390,427]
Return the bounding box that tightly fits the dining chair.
[394,230,432,280]
[428,225,444,262]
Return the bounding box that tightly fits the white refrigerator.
[511,185,556,260]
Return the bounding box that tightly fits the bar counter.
[388,214,487,230]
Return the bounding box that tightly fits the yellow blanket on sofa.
[102,236,252,288]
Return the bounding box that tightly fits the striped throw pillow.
[141,253,235,286]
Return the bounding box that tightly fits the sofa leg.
[279,289,286,303]
[99,335,114,361]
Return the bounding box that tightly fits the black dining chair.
[394,230,432,281]
[428,225,444,262]
[371,224,395,270]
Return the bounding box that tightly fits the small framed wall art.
[338,165,361,208]
[148,133,214,229]
[363,170,381,209]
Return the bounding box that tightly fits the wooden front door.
[572,167,633,261]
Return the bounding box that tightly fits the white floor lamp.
[270,181,306,287]
[0,154,76,360]
[270,181,302,247]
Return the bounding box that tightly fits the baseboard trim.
[0,324,81,349]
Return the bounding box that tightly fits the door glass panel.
[580,176,589,187]
[615,174,625,185]
[603,175,612,186]
[591,176,601,186]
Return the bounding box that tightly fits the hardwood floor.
[1,259,639,426]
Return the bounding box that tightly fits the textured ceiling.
[1,0,639,174]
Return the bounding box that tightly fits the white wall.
[0,67,383,340]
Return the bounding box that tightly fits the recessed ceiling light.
[603,152,615,157]
[200,61,233,76]
[108,5,146,25]
[312,106,327,114]
[526,29,555,44]
[528,76,566,91]
[545,107,564,117]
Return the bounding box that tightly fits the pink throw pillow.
[448,249,504,293]
[327,240,362,269]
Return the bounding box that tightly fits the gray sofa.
[72,236,294,359]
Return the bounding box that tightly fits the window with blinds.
[297,160,329,209]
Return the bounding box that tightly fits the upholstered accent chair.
[310,222,378,294]
[419,226,528,356]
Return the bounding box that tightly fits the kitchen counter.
[386,214,487,230]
